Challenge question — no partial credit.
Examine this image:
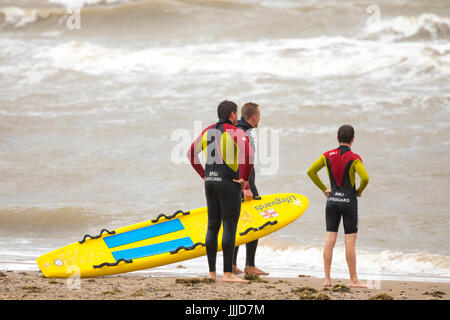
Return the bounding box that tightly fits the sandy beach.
[0,270,448,301]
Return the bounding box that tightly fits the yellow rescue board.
[37,193,308,278]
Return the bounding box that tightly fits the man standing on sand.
[232,102,269,277]
[306,125,369,288]
[187,100,254,283]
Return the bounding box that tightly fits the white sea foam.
[252,245,450,282]
[0,1,134,28]
[364,14,450,41]
[0,7,42,28]
[35,37,450,79]
[47,0,132,8]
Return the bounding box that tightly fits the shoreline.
[1,270,448,300]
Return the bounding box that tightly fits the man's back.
[307,145,368,197]
[323,146,364,195]
[187,119,254,183]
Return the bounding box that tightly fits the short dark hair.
[337,125,355,143]
[241,102,259,121]
[217,100,238,120]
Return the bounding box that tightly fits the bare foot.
[323,279,332,287]
[244,266,269,276]
[232,265,244,275]
[208,272,216,281]
[223,272,249,283]
[349,280,368,288]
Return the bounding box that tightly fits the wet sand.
[0,270,448,300]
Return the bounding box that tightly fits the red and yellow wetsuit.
[307,145,369,234]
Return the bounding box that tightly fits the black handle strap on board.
[151,210,190,223]
[93,258,133,269]
[239,220,278,237]
[79,229,116,244]
[170,242,206,255]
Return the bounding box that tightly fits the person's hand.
[244,189,253,201]
[323,189,331,198]
[233,179,249,191]
[357,192,362,198]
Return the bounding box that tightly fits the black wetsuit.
[233,117,259,267]
[187,119,254,273]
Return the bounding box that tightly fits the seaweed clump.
[332,284,351,293]
[369,293,394,300]
[244,274,268,283]
[423,291,446,299]
[292,287,331,300]
[175,278,216,286]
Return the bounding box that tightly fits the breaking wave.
[364,14,450,41]
[34,38,450,78]
[0,7,64,28]
[255,241,450,282]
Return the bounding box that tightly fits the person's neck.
[227,117,236,126]
[242,117,255,128]
[339,143,352,148]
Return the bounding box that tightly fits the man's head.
[241,102,260,128]
[337,125,355,145]
[217,100,238,126]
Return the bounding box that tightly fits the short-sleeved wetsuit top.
[307,145,369,234]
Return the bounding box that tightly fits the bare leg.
[345,233,367,288]
[243,240,268,276]
[232,265,244,275]
[323,232,337,287]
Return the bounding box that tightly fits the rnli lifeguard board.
[37,193,308,278]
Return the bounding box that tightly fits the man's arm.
[233,128,254,191]
[307,155,328,192]
[354,159,369,196]
[186,130,205,180]
[240,129,258,196]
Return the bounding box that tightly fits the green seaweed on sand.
[175,278,216,286]
[131,289,146,297]
[369,293,394,300]
[292,287,330,300]
[244,274,268,283]
[332,284,351,293]
[315,292,331,300]
[292,287,318,294]
[423,290,446,299]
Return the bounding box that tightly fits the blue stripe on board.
[111,237,194,261]
[103,219,185,249]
